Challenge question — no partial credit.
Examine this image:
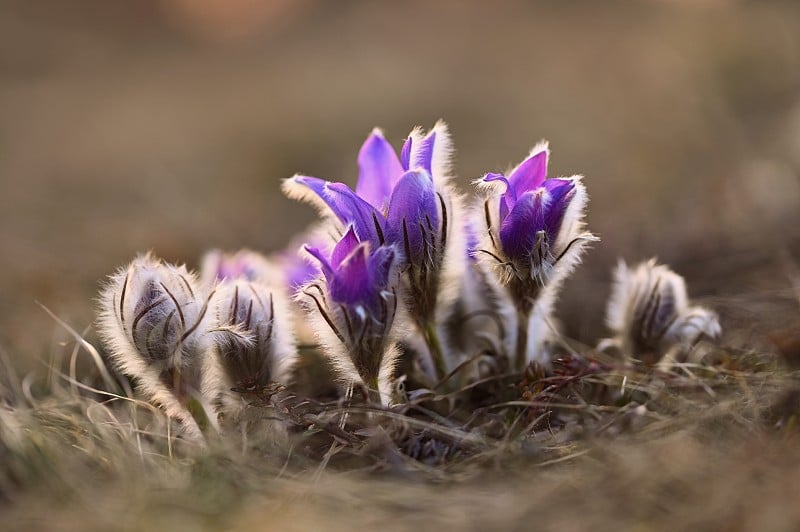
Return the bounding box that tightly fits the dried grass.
[1,326,798,531]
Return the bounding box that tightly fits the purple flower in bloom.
[475,142,595,369]
[199,249,272,288]
[274,228,325,294]
[305,226,397,315]
[284,123,463,382]
[283,125,446,269]
[299,226,402,403]
[478,143,591,285]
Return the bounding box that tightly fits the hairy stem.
[423,322,448,383]
[366,375,382,405]
[514,306,531,371]
[508,279,538,372]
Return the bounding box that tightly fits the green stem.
[423,322,448,383]
[366,376,382,405]
[515,307,530,372]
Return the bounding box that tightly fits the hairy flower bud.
[203,279,297,425]
[602,259,722,364]
[96,253,215,438]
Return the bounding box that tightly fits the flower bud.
[602,259,721,364]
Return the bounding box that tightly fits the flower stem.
[366,376,382,405]
[514,307,531,371]
[423,322,448,383]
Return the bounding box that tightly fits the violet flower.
[283,122,463,383]
[199,249,272,288]
[273,227,326,295]
[299,226,402,404]
[475,142,595,369]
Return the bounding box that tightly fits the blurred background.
[2,0,800,370]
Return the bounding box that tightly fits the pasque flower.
[199,249,272,288]
[601,259,721,364]
[300,226,402,404]
[283,122,463,383]
[204,278,297,425]
[475,142,595,369]
[97,253,216,439]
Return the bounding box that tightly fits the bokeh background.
[2,0,800,370]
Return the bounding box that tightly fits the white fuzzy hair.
[428,180,470,373]
[282,174,343,220]
[201,278,297,423]
[603,259,721,362]
[406,120,455,186]
[96,252,216,441]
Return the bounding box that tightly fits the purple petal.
[293,177,386,248]
[325,183,386,247]
[464,220,480,261]
[304,245,333,281]
[542,179,575,244]
[508,150,548,198]
[385,169,439,265]
[329,243,374,307]
[331,226,360,269]
[356,131,403,208]
[284,255,319,292]
[499,190,547,261]
[293,175,329,202]
[408,131,435,174]
[483,172,511,191]
[484,172,514,221]
[400,137,412,171]
[367,245,397,292]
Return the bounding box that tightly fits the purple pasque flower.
[299,226,401,403]
[475,142,595,369]
[283,123,461,383]
[273,226,325,294]
[478,142,590,287]
[601,259,721,364]
[97,253,216,439]
[283,123,457,335]
[199,249,272,288]
[283,124,447,268]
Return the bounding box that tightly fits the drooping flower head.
[601,259,721,364]
[299,226,402,403]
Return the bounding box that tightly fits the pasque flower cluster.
[95,121,721,440]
